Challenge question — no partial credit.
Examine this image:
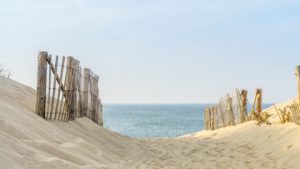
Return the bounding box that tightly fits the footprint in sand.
[286,145,293,150]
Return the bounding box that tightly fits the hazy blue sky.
[0,0,300,103]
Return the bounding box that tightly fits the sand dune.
[0,77,148,169]
[1,77,300,169]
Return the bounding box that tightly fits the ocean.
[103,104,272,138]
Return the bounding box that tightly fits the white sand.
[1,77,300,169]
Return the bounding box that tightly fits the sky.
[0,0,300,104]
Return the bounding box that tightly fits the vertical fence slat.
[55,56,65,120]
[62,57,72,121]
[49,55,59,119]
[92,75,99,123]
[46,55,52,119]
[70,59,79,120]
[218,103,225,127]
[227,95,235,126]
[78,66,83,117]
[83,68,90,117]
[99,99,103,126]
[89,70,93,120]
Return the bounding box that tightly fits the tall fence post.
[36,51,48,119]
[296,66,300,102]
[70,59,79,120]
[256,89,262,114]
[241,90,248,122]
[69,58,78,120]
[78,66,83,117]
[63,57,73,121]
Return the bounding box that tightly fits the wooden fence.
[36,51,103,125]
[204,89,262,130]
[271,66,300,125]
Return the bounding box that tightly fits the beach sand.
[1,77,300,169]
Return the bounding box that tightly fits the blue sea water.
[103,104,272,138]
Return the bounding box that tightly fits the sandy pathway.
[134,136,273,169]
[1,77,300,169]
[131,121,300,169]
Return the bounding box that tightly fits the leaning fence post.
[36,51,48,119]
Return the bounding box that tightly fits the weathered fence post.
[70,59,79,120]
[36,51,48,119]
[97,98,103,126]
[90,73,95,121]
[93,75,100,123]
[208,107,212,130]
[83,68,90,117]
[256,89,262,114]
[211,107,215,130]
[69,58,78,120]
[296,66,300,102]
[77,66,83,117]
[205,108,210,130]
[240,90,248,122]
